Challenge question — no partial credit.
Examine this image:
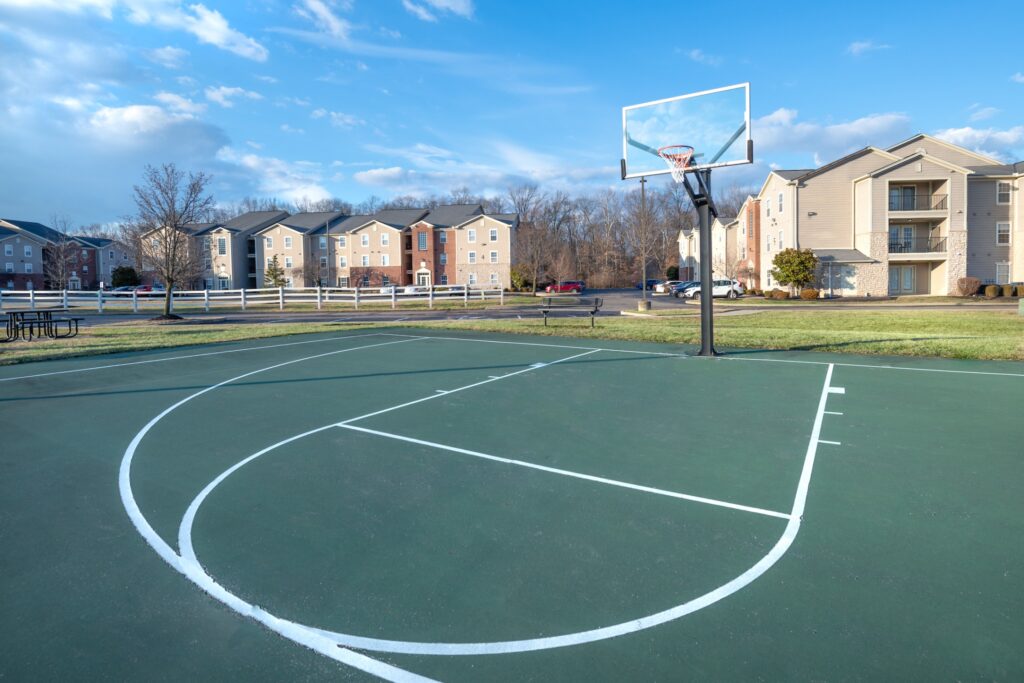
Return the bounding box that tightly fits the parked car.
[545,280,586,294]
[379,286,396,294]
[654,280,683,294]
[678,279,745,299]
[669,280,699,297]
[444,284,467,296]
[635,279,662,290]
[110,285,137,295]
[403,285,428,294]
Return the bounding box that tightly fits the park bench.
[540,296,603,328]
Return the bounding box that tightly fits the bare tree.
[44,215,80,290]
[132,163,215,318]
[623,187,660,302]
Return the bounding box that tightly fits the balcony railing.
[888,236,947,254]
[889,194,947,211]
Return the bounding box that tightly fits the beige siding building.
[754,134,1023,296]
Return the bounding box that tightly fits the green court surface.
[1,328,1022,681]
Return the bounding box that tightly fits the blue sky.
[0,0,1021,225]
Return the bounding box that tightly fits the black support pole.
[696,192,716,356]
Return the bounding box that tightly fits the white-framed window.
[361,274,370,286]
[765,198,771,217]
[778,192,784,213]
[284,256,293,268]
[360,234,369,247]
[996,222,1011,245]
[996,262,1010,283]
[338,235,346,247]
[204,256,212,270]
[339,255,347,267]
[489,228,498,242]
[440,274,448,285]
[285,277,294,288]
[489,272,498,285]
[217,237,227,255]
[438,230,447,243]
[467,228,476,243]
[361,255,369,266]
[320,256,327,268]
[81,249,88,259]
[265,236,273,249]
[468,251,477,264]
[380,232,389,246]
[319,236,327,249]
[439,253,447,265]
[4,262,13,273]
[284,236,293,249]
[996,182,1011,205]
[83,264,88,273]
[266,257,273,267]
[218,276,229,290]
[3,244,11,256]
[204,277,214,289]
[468,272,477,285]
[742,246,747,259]
[203,237,211,250]
[380,254,389,266]
[489,250,498,263]
[382,275,390,286]
[24,245,32,258]
[25,263,33,274]
[339,276,349,287]
[151,239,159,250]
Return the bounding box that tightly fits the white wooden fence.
[0,285,505,313]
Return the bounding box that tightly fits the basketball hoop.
[658,145,695,183]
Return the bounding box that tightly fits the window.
[380,254,389,266]
[265,236,273,249]
[468,251,477,264]
[489,251,498,263]
[361,255,369,266]
[339,255,347,267]
[440,274,448,285]
[3,244,11,256]
[467,229,476,243]
[468,272,477,285]
[996,182,1011,205]
[319,236,327,249]
[338,235,346,247]
[284,236,292,249]
[204,278,214,289]
[285,256,293,268]
[742,246,747,259]
[266,257,273,267]
[439,253,447,265]
[81,249,88,259]
[25,263,33,274]
[218,277,229,290]
[320,257,327,268]
[418,232,427,251]
[380,232,389,247]
[382,275,390,286]
[996,222,1011,245]
[109,250,114,260]
[360,234,369,247]
[24,245,32,258]
[438,231,447,244]
[996,262,1010,283]
[765,198,771,217]
[285,277,294,288]
[339,276,349,287]
[83,264,88,273]
[151,239,158,250]
[489,228,498,242]
[361,274,369,286]
[204,256,213,270]
[203,237,211,250]
[778,192,784,213]
[4,263,12,273]
[217,237,227,255]
[489,272,499,285]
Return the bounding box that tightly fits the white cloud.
[311,107,362,128]
[256,74,279,84]
[421,0,473,18]
[933,126,1024,162]
[686,48,722,66]
[204,85,262,107]
[280,123,305,134]
[246,140,262,149]
[310,107,326,119]
[754,108,912,161]
[176,75,197,86]
[0,0,116,15]
[847,40,891,56]
[154,91,206,114]
[295,0,351,38]
[401,0,436,22]
[284,96,311,106]
[216,147,330,202]
[1012,73,1024,84]
[146,45,188,68]
[85,104,194,141]
[379,26,401,39]
[968,104,999,122]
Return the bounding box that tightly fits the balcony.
[889,194,947,211]
[888,236,947,254]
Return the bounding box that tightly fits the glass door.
[902,186,916,211]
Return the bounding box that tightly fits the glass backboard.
[621,82,752,179]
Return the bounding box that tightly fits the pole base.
[697,346,720,357]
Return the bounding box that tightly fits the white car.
[680,279,745,299]
[654,280,682,294]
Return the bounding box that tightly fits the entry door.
[889,266,915,294]
[416,272,430,286]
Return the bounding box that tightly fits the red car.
[545,280,586,294]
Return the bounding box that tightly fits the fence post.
[203,289,210,312]
[132,290,138,313]
[278,286,284,311]
[240,288,247,311]
[463,285,468,308]
[391,286,397,310]
[500,288,504,306]
[29,289,36,311]
[62,289,68,310]
[428,286,434,309]
[97,289,104,313]
[316,286,322,311]
[0,289,4,311]
[354,287,360,310]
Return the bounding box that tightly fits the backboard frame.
[621,82,752,180]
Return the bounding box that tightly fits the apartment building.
[676,216,738,281]
[737,196,761,290]
[756,134,1022,296]
[186,211,290,289]
[0,220,47,289]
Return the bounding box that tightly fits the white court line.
[339,424,791,520]
[828,387,846,394]
[818,440,841,446]
[824,411,843,416]
[118,335,432,682]
[337,348,600,426]
[0,332,386,383]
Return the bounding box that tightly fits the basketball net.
[657,145,695,183]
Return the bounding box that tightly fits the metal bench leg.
[591,311,595,328]
[543,312,548,327]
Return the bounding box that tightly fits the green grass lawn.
[1,310,1021,365]
[641,295,1020,307]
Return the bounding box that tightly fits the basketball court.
[2,327,1022,681]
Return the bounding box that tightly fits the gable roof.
[0,218,65,243]
[773,169,813,181]
[221,210,290,235]
[181,222,222,236]
[797,147,900,182]
[311,214,371,235]
[813,248,874,263]
[487,213,519,226]
[276,211,348,233]
[0,226,19,239]
[74,235,113,248]
[369,208,431,229]
[886,133,1002,165]
[967,162,1024,177]
[856,151,974,180]
[419,204,483,228]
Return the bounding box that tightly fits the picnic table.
[2,308,83,342]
